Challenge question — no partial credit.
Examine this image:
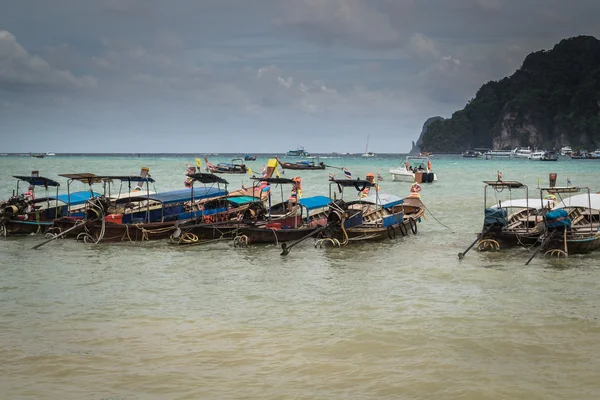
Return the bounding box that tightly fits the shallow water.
[1,154,600,399]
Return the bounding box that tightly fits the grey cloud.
[0,31,96,92]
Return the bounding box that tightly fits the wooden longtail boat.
[474,180,552,252]
[204,157,248,174]
[539,187,600,257]
[72,174,228,243]
[275,156,325,170]
[1,173,97,236]
[317,178,424,245]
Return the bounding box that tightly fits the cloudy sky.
[1,0,598,153]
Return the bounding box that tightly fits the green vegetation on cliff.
[421,36,600,152]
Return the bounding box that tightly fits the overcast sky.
[1,0,598,153]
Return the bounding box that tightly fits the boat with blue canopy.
[315,177,424,247]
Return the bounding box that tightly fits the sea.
[1,153,599,400]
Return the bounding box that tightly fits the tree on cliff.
[421,35,600,152]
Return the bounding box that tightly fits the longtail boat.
[317,178,422,246]
[473,180,552,252]
[235,181,331,244]
[275,156,325,170]
[1,173,97,236]
[69,174,227,243]
[204,157,248,174]
[537,186,600,257]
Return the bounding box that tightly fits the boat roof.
[186,173,229,185]
[483,180,524,189]
[89,175,155,183]
[492,198,554,210]
[227,196,258,205]
[299,195,332,210]
[541,186,584,194]
[59,173,105,184]
[55,191,100,205]
[252,177,297,185]
[330,179,376,188]
[114,187,226,205]
[360,193,404,208]
[553,193,600,210]
[13,175,60,187]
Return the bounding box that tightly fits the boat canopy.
[553,193,600,211]
[540,186,582,194]
[492,198,554,210]
[330,179,376,188]
[360,193,404,208]
[253,177,297,185]
[227,196,259,205]
[59,173,105,184]
[186,173,229,185]
[483,180,524,189]
[55,191,100,205]
[299,195,331,210]
[13,176,60,187]
[91,175,156,183]
[115,187,226,205]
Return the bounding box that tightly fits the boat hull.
[322,219,416,243]
[1,219,53,235]
[544,231,600,255]
[81,220,182,243]
[239,226,321,244]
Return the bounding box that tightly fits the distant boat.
[244,154,257,161]
[286,147,310,157]
[45,152,55,156]
[462,150,482,158]
[485,149,513,158]
[513,147,532,158]
[361,135,375,157]
[30,153,45,159]
[539,151,559,161]
[560,146,572,156]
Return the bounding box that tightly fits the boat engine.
[0,195,29,218]
[85,195,111,220]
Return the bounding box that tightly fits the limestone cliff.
[409,116,443,154]
[420,35,600,152]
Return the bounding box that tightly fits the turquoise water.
[1,154,600,399]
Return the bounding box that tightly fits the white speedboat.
[485,149,513,158]
[560,146,572,156]
[513,147,532,158]
[528,150,546,160]
[389,156,437,183]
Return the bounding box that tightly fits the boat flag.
[377,173,384,181]
[567,177,572,186]
[329,172,335,181]
[195,158,202,168]
[261,165,267,178]
[343,167,352,179]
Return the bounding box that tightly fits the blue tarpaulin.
[228,196,258,205]
[151,188,226,204]
[484,207,507,227]
[546,209,571,228]
[53,191,100,205]
[299,196,331,210]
